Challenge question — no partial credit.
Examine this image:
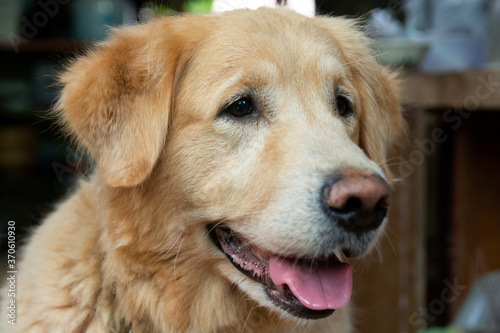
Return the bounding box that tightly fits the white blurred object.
[286,0,315,17]
[212,0,315,17]
[486,0,500,67]
[419,36,485,73]
[367,8,405,38]
[402,0,430,36]
[417,0,488,72]
[453,271,500,332]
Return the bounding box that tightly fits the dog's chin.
[208,225,353,320]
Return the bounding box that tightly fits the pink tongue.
[269,255,352,310]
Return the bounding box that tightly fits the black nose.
[321,169,392,233]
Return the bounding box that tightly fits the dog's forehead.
[203,9,346,72]
[175,9,351,120]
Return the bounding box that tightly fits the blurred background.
[0,0,499,332]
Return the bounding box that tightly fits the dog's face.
[57,8,402,324]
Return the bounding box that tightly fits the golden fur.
[1,8,403,333]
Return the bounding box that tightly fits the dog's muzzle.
[209,168,391,319]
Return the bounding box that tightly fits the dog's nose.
[322,169,392,233]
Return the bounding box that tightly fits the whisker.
[206,220,228,235]
[382,227,397,257]
[173,237,184,282]
[241,304,259,333]
[155,232,183,264]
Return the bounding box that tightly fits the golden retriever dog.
[1,7,403,333]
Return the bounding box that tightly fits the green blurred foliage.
[184,0,213,13]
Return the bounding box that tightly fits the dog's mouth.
[209,226,352,320]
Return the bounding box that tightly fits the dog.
[1,7,403,333]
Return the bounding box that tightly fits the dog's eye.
[336,96,353,118]
[225,98,255,118]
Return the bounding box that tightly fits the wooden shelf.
[402,70,500,110]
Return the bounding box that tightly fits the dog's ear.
[357,66,404,181]
[56,18,202,187]
[314,17,404,181]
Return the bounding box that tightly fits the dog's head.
[57,8,403,324]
